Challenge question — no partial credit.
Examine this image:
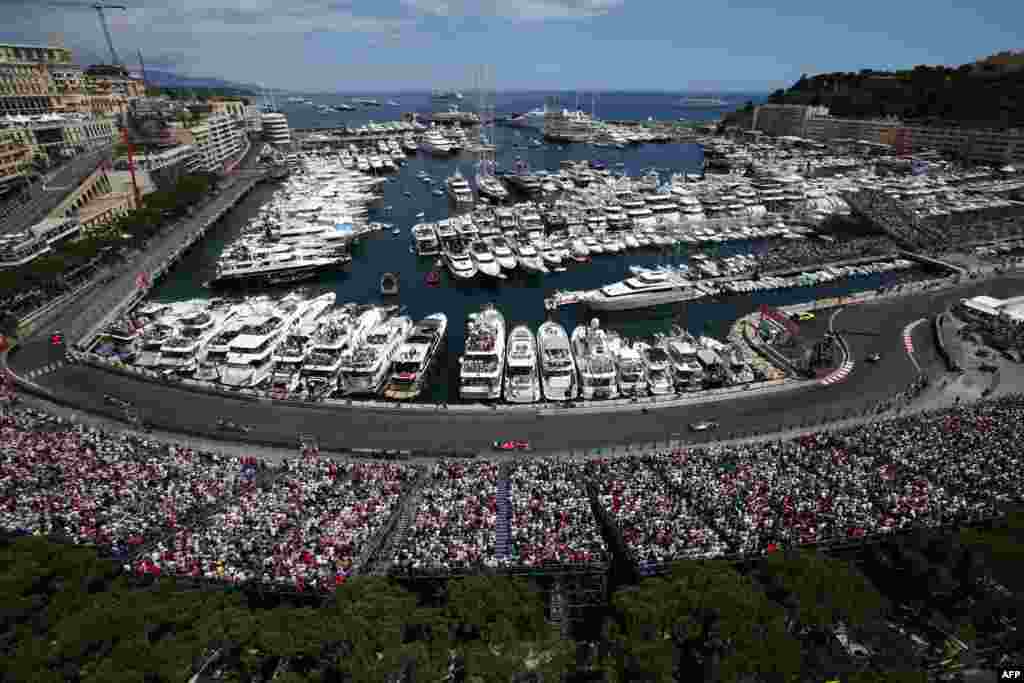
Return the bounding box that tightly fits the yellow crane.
[47,3,130,66]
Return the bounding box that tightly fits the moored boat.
[381,313,448,401]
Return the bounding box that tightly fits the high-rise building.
[0,128,32,196]
[261,112,291,146]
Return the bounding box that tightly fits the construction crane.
[46,3,129,66]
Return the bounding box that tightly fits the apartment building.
[0,43,142,117]
[187,114,245,173]
[0,43,72,116]
[0,129,32,193]
[245,105,263,133]
[0,115,117,163]
[752,103,1024,165]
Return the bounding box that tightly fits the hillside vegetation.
[763,51,1024,129]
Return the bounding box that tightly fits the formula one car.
[493,440,531,452]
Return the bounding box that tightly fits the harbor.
[87,92,1021,405]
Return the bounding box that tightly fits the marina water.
[149,91,919,403]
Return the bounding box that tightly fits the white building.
[245,105,263,133]
[262,112,291,146]
[189,114,245,173]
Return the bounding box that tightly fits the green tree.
[757,550,887,633]
[611,562,801,681]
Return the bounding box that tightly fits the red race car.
[493,440,531,452]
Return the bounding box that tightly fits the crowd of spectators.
[1,405,242,557]
[139,452,417,591]
[509,460,608,566]
[756,234,899,273]
[587,456,727,564]
[2,389,1024,586]
[391,460,500,573]
[843,189,945,249]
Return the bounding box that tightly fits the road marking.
[820,360,855,386]
[902,318,927,373]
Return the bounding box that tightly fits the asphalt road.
[16,272,1024,452]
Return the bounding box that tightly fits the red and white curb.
[903,318,926,373]
[821,360,855,386]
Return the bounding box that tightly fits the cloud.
[401,0,625,21]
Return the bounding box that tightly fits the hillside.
[142,69,260,94]
[759,51,1024,129]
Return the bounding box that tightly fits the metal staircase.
[495,463,512,562]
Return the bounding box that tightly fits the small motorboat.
[403,191,413,197]
[425,270,441,287]
[416,211,425,218]
[380,272,400,295]
[432,189,444,196]
[392,227,401,235]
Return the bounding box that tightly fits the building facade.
[188,114,246,173]
[0,115,118,164]
[0,43,143,117]
[261,112,291,146]
[0,129,32,194]
[0,43,72,116]
[752,103,1024,166]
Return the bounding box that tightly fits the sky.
[0,0,1020,92]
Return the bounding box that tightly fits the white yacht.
[537,321,577,401]
[420,126,453,155]
[381,314,448,401]
[571,318,619,400]
[340,315,413,395]
[442,236,478,280]
[459,304,506,401]
[469,240,502,278]
[637,342,673,396]
[615,340,649,397]
[511,239,546,274]
[581,268,705,312]
[300,306,375,394]
[157,303,234,375]
[267,293,336,395]
[411,223,440,256]
[446,170,475,206]
[213,240,348,287]
[485,235,518,270]
[220,294,306,389]
[477,173,510,202]
[504,325,541,403]
[661,328,705,391]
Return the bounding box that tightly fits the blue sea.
[149,91,921,402]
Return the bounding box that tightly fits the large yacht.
[511,238,546,274]
[300,305,375,395]
[420,126,453,156]
[220,294,306,388]
[411,223,441,256]
[213,240,348,287]
[571,318,619,400]
[267,293,336,396]
[382,313,448,401]
[537,321,577,401]
[476,172,510,202]
[504,325,541,403]
[157,302,234,375]
[469,240,502,278]
[459,304,506,401]
[446,170,475,205]
[339,314,413,395]
[615,340,649,397]
[581,268,706,311]
[637,342,673,395]
[485,235,518,270]
[543,108,597,143]
[441,235,478,280]
[661,327,705,391]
